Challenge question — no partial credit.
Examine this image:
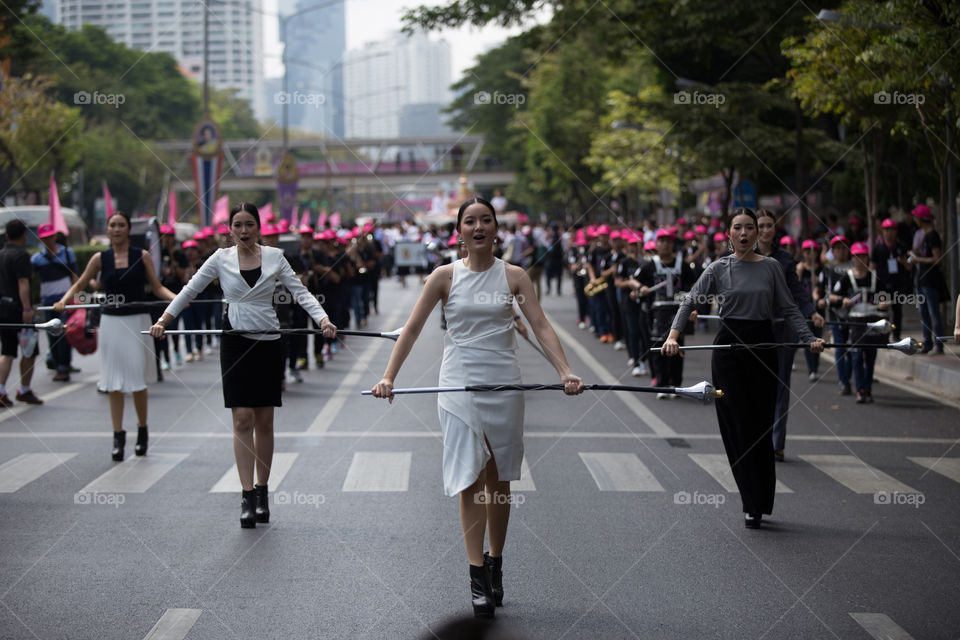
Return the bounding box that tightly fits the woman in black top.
[663,209,824,528]
[55,212,176,461]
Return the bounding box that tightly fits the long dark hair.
[230,202,260,228]
[729,207,758,226]
[456,197,498,233]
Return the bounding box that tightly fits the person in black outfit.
[871,218,912,341]
[0,219,42,406]
[909,205,947,354]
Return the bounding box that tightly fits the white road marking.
[800,455,920,494]
[0,375,98,425]
[79,453,189,493]
[546,312,678,437]
[142,608,203,640]
[0,453,77,493]
[849,612,915,640]
[341,451,412,492]
[578,452,664,492]
[908,457,960,484]
[688,453,792,493]
[209,452,299,493]
[512,455,536,491]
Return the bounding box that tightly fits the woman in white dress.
[371,197,584,618]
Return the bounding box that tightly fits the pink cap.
[643,240,657,251]
[596,224,611,235]
[676,217,688,225]
[202,226,215,238]
[829,235,848,246]
[850,241,870,255]
[779,236,796,246]
[263,211,276,222]
[655,228,675,240]
[363,222,374,233]
[216,224,230,235]
[448,233,459,247]
[159,224,175,235]
[575,236,588,247]
[192,231,205,240]
[848,215,861,224]
[713,232,728,243]
[321,230,337,241]
[182,239,199,249]
[313,232,324,241]
[298,225,314,234]
[277,219,291,232]
[911,204,932,220]
[37,223,57,238]
[626,232,640,244]
[609,229,621,239]
[261,223,279,236]
[801,239,818,250]
[695,225,708,234]
[881,218,897,229]
[683,230,696,240]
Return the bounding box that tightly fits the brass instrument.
[584,278,609,297]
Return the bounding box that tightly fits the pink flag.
[167,191,177,226]
[49,172,68,236]
[260,203,275,222]
[299,207,310,228]
[212,195,229,224]
[317,210,328,228]
[103,181,115,218]
[329,211,341,229]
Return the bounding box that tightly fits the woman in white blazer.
[150,202,337,528]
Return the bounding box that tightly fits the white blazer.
[164,245,328,340]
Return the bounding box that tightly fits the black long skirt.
[711,319,778,515]
[220,334,284,408]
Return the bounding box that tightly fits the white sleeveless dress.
[438,259,524,496]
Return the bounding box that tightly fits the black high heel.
[254,484,269,523]
[469,564,495,618]
[483,553,503,606]
[240,489,257,528]
[111,430,126,462]
[134,426,148,456]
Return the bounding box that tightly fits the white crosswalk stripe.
[849,612,915,640]
[209,452,299,493]
[142,608,203,640]
[908,457,960,484]
[342,451,412,492]
[79,453,189,494]
[579,452,664,492]
[0,453,77,493]
[800,455,919,495]
[688,453,793,493]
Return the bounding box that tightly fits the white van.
[0,206,90,247]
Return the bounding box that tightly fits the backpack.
[65,308,98,355]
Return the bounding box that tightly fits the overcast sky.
[262,0,549,82]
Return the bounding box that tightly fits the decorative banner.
[277,151,299,222]
[260,202,275,222]
[168,191,178,225]
[103,180,115,218]
[329,211,341,229]
[299,207,311,228]
[212,195,230,225]
[191,114,223,226]
[254,147,273,176]
[317,210,328,229]
[49,172,68,236]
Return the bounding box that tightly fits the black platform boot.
[134,426,148,456]
[254,484,269,523]
[111,430,126,462]
[469,564,495,618]
[240,489,257,528]
[483,553,503,606]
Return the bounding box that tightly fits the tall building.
[57,0,265,119]
[279,0,345,137]
[344,31,452,139]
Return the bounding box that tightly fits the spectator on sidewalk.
[908,204,946,355]
[0,219,43,406]
[31,224,78,381]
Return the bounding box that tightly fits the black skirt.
[711,319,778,515]
[220,333,284,408]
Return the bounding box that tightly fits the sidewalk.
[822,305,960,407]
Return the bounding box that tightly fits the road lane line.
[512,455,536,491]
[0,375,99,425]
[578,452,664,492]
[209,452,298,493]
[688,453,792,493]
[546,313,677,437]
[849,613,915,640]
[908,457,960,484]
[341,451,412,492]
[142,608,203,640]
[306,309,405,434]
[800,455,920,494]
[0,453,78,493]
[79,453,189,493]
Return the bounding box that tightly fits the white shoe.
[613,340,626,351]
[204,347,213,355]
[578,322,587,330]
[657,392,669,400]
[626,358,635,367]
[161,361,170,371]
[631,366,645,377]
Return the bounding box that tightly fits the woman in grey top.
[662,209,824,528]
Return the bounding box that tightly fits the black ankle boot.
[483,553,503,606]
[469,564,495,618]
[111,430,126,462]
[254,484,269,523]
[240,489,257,528]
[134,426,148,456]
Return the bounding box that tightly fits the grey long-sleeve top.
[670,255,816,342]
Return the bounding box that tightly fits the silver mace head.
[888,337,921,355]
[382,327,403,341]
[36,318,64,335]
[867,319,893,334]
[673,380,723,405]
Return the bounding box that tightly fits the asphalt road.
[0,277,958,640]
